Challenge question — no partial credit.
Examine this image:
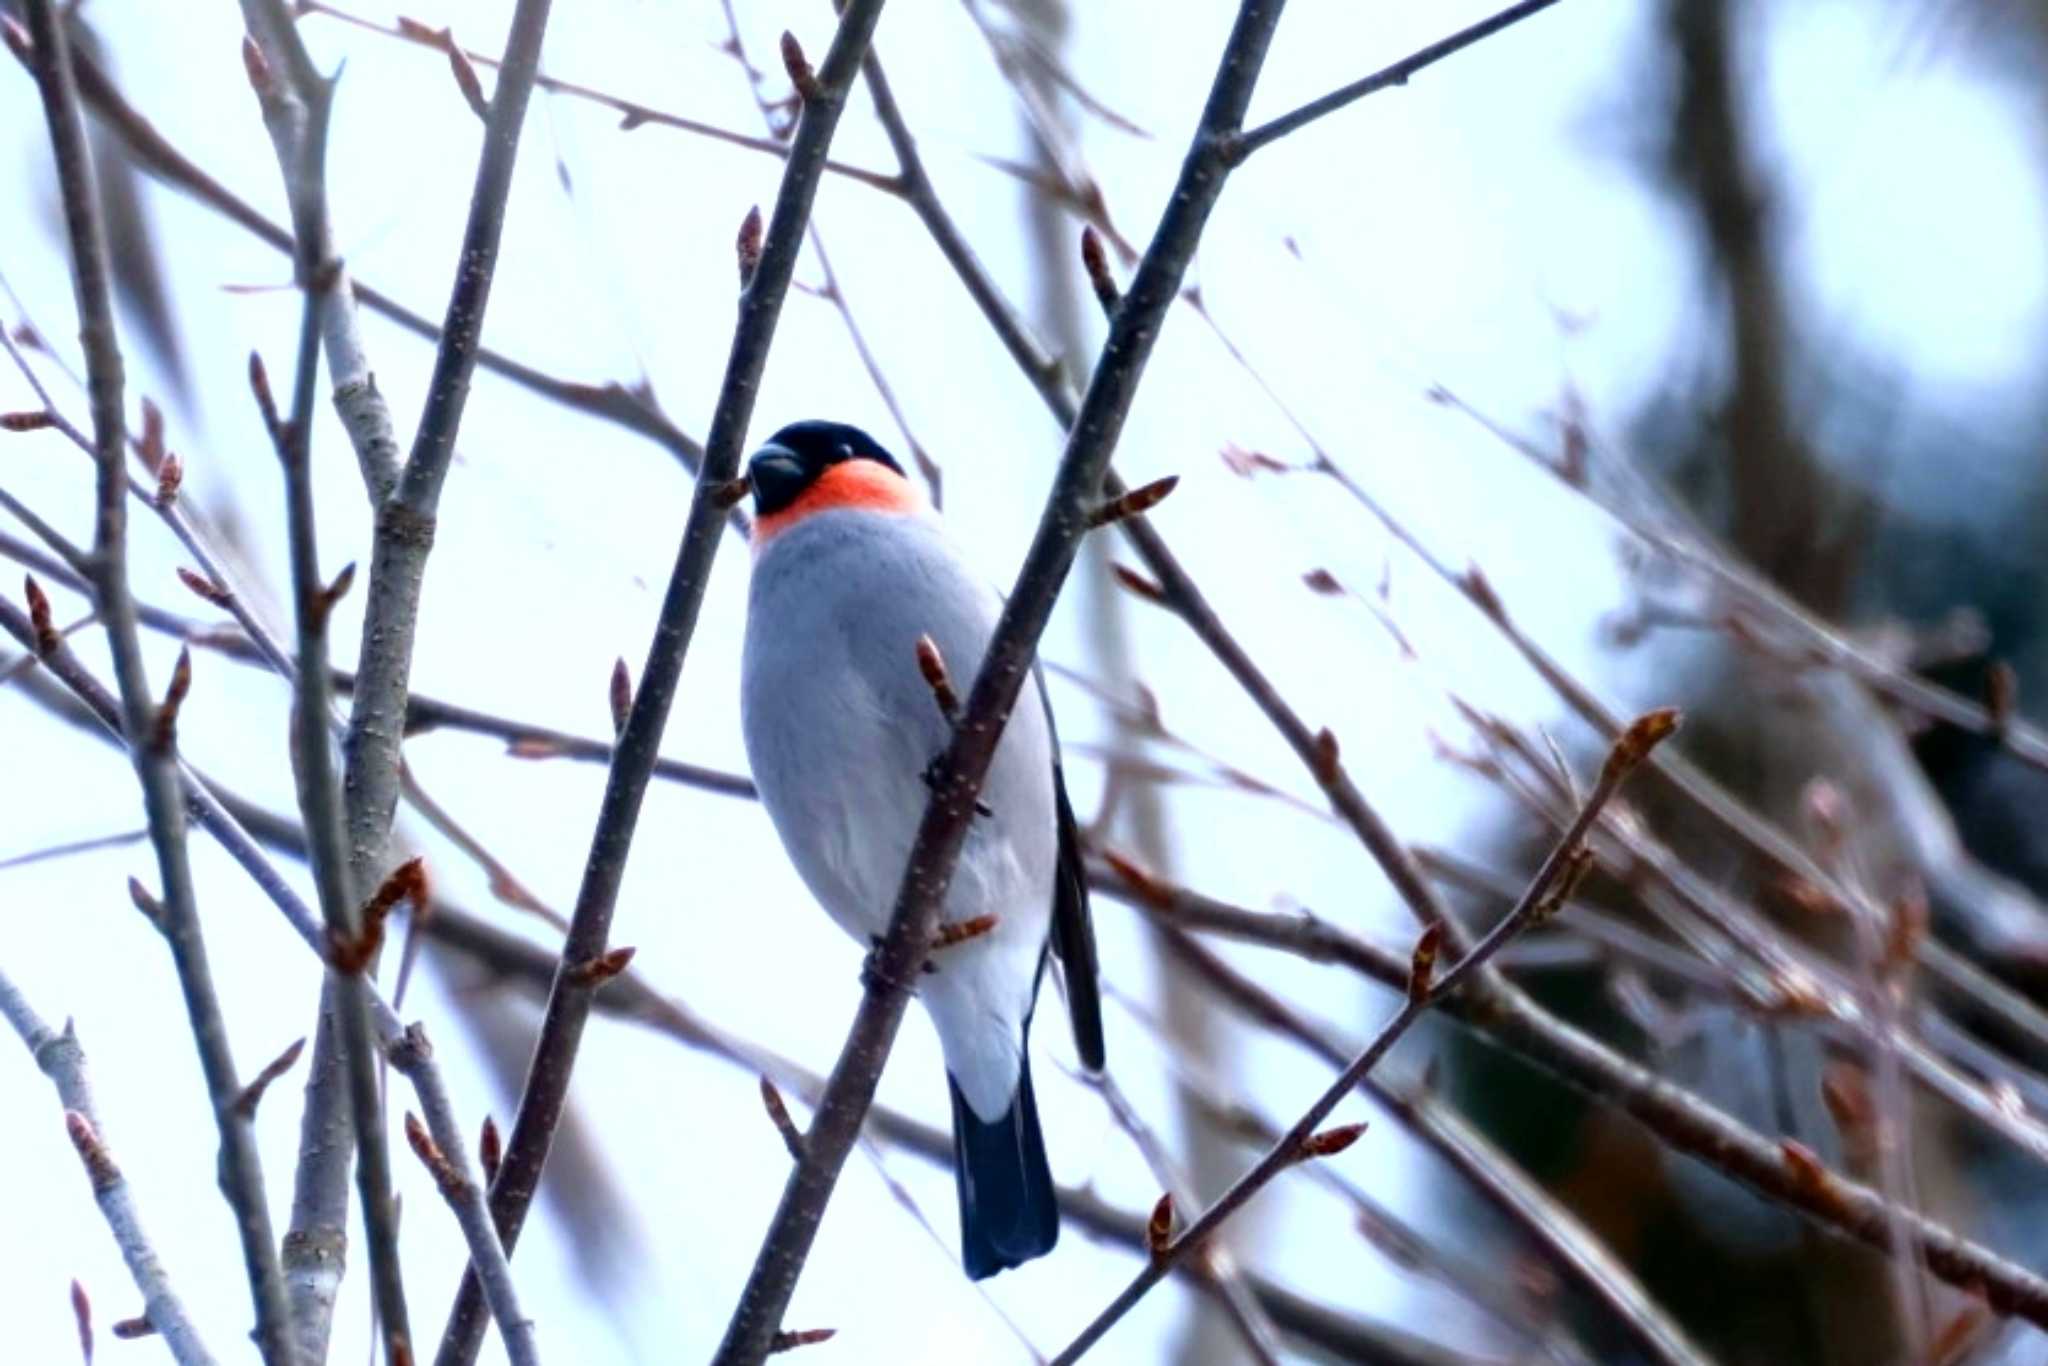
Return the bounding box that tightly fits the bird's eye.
[836,443,854,462]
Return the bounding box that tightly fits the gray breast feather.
[741,508,1058,1118]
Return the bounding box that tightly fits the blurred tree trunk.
[1003,2,1240,1359]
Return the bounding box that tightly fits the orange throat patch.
[754,460,924,551]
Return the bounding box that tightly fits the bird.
[739,418,1104,1280]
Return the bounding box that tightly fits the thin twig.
[240,0,401,502]
[432,4,893,1363]
[1140,833,2048,1337]
[0,529,760,802]
[301,0,900,194]
[256,33,412,1349]
[1049,710,1676,1361]
[1228,0,1565,160]
[713,5,1289,1358]
[0,592,524,1360]
[705,6,942,504]
[0,971,217,1366]
[27,40,709,475]
[243,15,415,1351]
[235,8,384,1342]
[388,1026,540,1366]
[1093,1075,1286,1366]
[1158,928,1715,1366]
[17,5,297,1359]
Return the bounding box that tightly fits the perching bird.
[739,419,1104,1279]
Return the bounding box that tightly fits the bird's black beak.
[747,443,808,515]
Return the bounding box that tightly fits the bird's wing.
[1035,660,1105,1071]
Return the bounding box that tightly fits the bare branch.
[17,5,297,1357]
[1229,0,1565,161]
[0,971,216,1366]
[0,594,530,1362]
[388,1026,540,1366]
[434,1,894,1359]
[1050,709,1676,1360]
[712,5,1290,1358]
[299,0,902,195]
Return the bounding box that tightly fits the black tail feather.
[949,1050,1058,1280]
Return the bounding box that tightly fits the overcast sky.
[2,1,2043,1361]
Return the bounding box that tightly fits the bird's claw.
[921,755,992,818]
[862,935,931,995]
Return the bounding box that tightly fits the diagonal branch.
[390,1026,541,1366]
[0,971,218,1366]
[1049,710,1676,1362]
[22,36,708,474]
[711,4,1290,1358]
[0,589,531,1365]
[1134,826,2048,1338]
[300,0,900,195]
[1227,0,1565,161]
[14,5,298,1360]
[432,4,897,1362]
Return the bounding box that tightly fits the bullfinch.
[739,419,1105,1279]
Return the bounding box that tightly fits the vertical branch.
[341,0,555,953]
[431,4,895,1363]
[247,2,553,1355]
[260,59,411,1351]
[15,3,297,1360]
[994,0,1259,1356]
[712,5,1290,1359]
[239,0,401,503]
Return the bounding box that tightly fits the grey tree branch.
[389,1026,541,1366]
[0,970,217,1366]
[0,593,528,1366]
[432,4,895,1362]
[342,0,555,935]
[24,36,708,474]
[1227,0,1565,161]
[1135,834,2048,1336]
[712,4,1289,1358]
[234,7,418,1349]
[239,12,435,1346]
[264,88,414,1355]
[15,5,298,1360]
[240,0,400,503]
[258,3,560,1356]
[1050,710,1676,1362]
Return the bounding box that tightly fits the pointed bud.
[1145,1192,1174,1261]
[1087,475,1179,530]
[780,31,820,103]
[446,37,489,120]
[1081,226,1119,314]
[609,658,633,736]
[1407,923,1442,1004]
[1298,1121,1368,1160]
[736,205,764,289]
